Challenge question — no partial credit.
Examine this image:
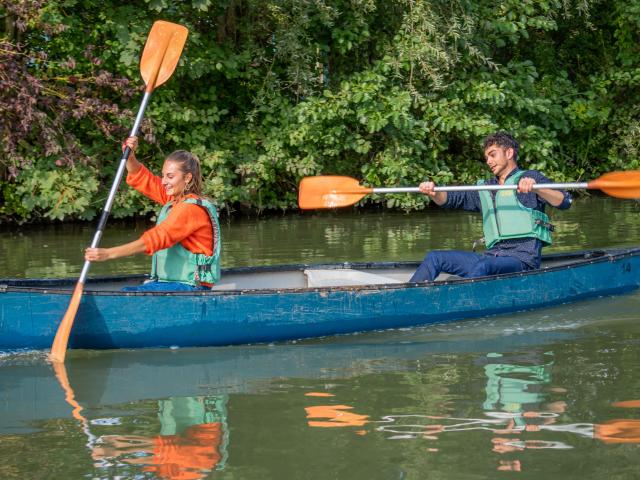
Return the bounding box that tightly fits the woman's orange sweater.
[126,164,214,257]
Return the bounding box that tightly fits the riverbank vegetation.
[1,0,639,223]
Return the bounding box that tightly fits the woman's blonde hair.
[165,150,203,196]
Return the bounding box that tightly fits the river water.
[1,196,640,479]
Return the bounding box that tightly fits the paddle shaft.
[77,91,151,283]
[370,182,589,194]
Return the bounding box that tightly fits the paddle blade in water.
[588,170,640,199]
[298,176,372,209]
[50,282,84,363]
[140,20,189,92]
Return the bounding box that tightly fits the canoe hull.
[2,249,639,350]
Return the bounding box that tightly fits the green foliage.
[0,181,30,222]
[16,166,100,221]
[2,0,640,222]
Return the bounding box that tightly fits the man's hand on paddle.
[418,181,447,205]
[517,177,536,194]
[519,176,566,206]
[418,181,437,197]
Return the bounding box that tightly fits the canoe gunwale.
[1,247,638,297]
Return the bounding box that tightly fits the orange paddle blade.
[298,176,372,209]
[140,20,189,92]
[588,170,640,199]
[50,282,84,363]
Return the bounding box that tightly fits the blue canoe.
[1,247,639,351]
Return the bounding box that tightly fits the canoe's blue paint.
[1,249,639,351]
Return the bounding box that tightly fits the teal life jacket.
[478,171,553,249]
[150,197,222,286]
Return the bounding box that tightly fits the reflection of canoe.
[0,332,572,433]
[1,248,639,351]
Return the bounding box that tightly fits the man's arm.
[518,172,572,209]
[419,181,482,211]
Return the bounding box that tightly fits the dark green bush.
[1,0,638,222]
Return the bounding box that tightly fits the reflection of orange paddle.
[612,400,640,408]
[53,360,224,479]
[298,170,640,209]
[52,362,97,448]
[50,20,189,363]
[595,420,640,444]
[595,399,640,444]
[305,405,369,428]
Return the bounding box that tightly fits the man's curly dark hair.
[483,132,519,161]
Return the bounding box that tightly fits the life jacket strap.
[472,238,485,252]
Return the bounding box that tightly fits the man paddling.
[410,132,572,282]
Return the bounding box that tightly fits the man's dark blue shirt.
[442,168,572,269]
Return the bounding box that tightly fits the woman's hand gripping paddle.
[50,21,189,363]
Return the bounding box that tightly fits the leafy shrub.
[2,0,638,222]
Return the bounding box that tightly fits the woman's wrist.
[127,160,142,174]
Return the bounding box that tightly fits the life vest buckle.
[535,219,555,232]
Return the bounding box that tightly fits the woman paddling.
[84,137,222,291]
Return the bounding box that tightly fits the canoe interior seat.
[210,282,237,291]
[436,273,464,281]
[304,269,403,288]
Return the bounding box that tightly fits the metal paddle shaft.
[298,171,640,209]
[77,93,150,283]
[371,182,590,194]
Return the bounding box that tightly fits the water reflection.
[2,316,640,479]
[483,352,553,415]
[371,351,640,472]
[53,362,228,479]
[482,352,568,471]
[595,400,640,444]
[305,392,369,432]
[91,398,227,480]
